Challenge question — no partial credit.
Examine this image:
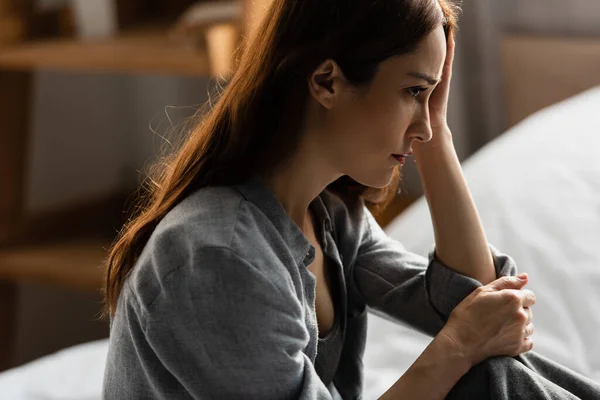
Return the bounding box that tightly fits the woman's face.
[309,25,447,188]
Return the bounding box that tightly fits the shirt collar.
[234,175,333,266]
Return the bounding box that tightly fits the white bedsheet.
[363,86,600,398]
[0,339,108,400]
[1,87,599,400]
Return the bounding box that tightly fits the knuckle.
[516,310,528,324]
[520,338,534,354]
[530,291,537,304]
[504,276,517,285]
[522,323,534,339]
[474,286,485,296]
[524,339,534,353]
[503,291,521,306]
[524,290,536,305]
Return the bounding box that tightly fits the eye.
[407,86,427,98]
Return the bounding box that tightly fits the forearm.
[413,130,495,285]
[379,328,472,400]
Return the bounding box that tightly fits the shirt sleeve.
[350,205,518,337]
[132,244,332,399]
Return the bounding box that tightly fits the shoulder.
[126,185,294,308]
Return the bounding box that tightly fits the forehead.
[379,26,447,81]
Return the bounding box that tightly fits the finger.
[520,306,533,324]
[502,289,536,309]
[521,336,534,353]
[523,322,535,338]
[445,35,455,68]
[488,274,528,291]
[443,32,455,68]
[446,30,455,49]
[519,289,536,308]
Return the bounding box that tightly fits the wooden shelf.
[0,24,211,76]
[0,194,127,291]
[0,239,109,292]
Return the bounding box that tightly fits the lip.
[391,152,412,158]
[391,154,407,165]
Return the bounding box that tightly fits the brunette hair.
[102,0,460,318]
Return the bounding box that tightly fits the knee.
[479,355,518,369]
[446,356,523,399]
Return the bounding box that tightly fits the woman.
[102,0,600,398]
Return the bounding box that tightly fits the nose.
[406,104,433,143]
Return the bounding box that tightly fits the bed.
[362,35,600,398]
[365,34,600,397]
[363,83,600,398]
[1,35,599,399]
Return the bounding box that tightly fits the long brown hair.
[102,0,460,319]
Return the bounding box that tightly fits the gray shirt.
[102,176,517,399]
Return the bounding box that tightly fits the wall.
[505,0,600,34]
[15,70,211,365]
[25,71,212,214]
[456,0,600,151]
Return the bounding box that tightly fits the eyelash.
[407,86,428,98]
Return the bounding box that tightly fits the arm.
[342,203,518,398]
[116,243,332,399]
[380,330,471,400]
[413,135,496,285]
[413,32,496,285]
[349,204,516,336]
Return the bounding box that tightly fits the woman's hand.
[428,31,455,138]
[440,273,536,367]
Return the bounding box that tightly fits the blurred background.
[0,0,599,391]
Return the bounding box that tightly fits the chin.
[347,166,397,189]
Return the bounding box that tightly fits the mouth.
[391,152,412,165]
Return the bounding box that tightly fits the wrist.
[437,326,474,373]
[412,134,458,173]
[413,128,454,154]
[433,125,453,141]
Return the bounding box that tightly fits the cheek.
[360,95,412,149]
[324,99,370,143]
[325,93,411,159]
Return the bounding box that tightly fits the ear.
[307,59,347,110]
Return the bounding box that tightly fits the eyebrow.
[407,72,440,85]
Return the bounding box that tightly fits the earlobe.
[308,59,343,110]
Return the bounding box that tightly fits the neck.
[261,140,341,233]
